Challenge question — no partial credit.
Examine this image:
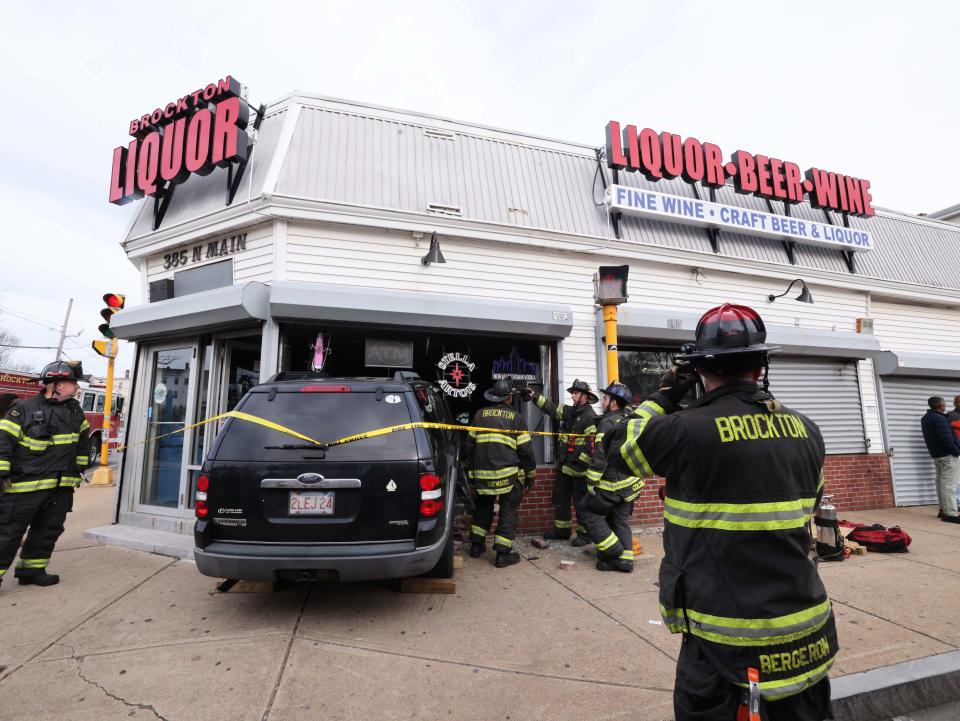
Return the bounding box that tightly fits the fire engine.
[0,369,126,464]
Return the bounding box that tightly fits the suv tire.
[422,528,455,579]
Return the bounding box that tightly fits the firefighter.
[525,379,598,545]
[618,304,837,721]
[463,380,536,568]
[0,360,91,590]
[583,382,640,572]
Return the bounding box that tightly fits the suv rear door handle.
[260,478,362,489]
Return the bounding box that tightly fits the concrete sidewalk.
[1,487,959,721]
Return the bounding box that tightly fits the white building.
[94,90,960,554]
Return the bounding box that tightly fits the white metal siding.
[882,377,958,506]
[285,223,599,388]
[767,358,867,455]
[871,299,960,355]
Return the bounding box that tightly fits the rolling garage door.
[767,358,867,455]
[882,377,958,506]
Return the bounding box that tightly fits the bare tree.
[0,328,36,372]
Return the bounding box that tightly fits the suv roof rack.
[393,371,420,382]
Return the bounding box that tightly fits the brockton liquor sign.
[108,76,249,205]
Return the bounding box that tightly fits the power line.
[0,307,62,333]
[0,344,59,349]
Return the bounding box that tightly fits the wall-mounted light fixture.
[421,232,446,266]
[767,279,814,304]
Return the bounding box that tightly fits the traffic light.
[98,293,126,339]
[91,339,119,358]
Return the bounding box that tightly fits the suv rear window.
[214,390,418,461]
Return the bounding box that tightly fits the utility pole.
[55,298,74,360]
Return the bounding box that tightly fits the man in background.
[922,396,960,523]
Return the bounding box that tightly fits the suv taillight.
[195,474,209,518]
[419,474,443,517]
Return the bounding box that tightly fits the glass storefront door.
[138,344,198,512]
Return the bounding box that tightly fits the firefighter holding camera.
[620,304,836,721]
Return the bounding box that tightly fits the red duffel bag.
[845,523,912,553]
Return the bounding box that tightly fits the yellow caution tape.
[117,410,586,453]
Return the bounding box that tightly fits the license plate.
[288,491,335,516]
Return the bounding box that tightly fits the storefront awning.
[269,281,574,339]
[111,282,270,340]
[875,350,960,378]
[611,307,882,359]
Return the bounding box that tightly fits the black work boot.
[16,570,60,587]
[570,535,591,547]
[469,541,486,558]
[543,529,571,541]
[495,552,521,568]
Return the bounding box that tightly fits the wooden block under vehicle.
[453,555,465,569]
[399,577,457,594]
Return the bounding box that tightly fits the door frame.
[131,340,201,519]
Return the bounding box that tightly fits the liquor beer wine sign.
[605,122,874,217]
[109,76,249,205]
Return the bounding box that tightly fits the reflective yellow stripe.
[60,476,83,487]
[470,524,487,537]
[18,437,51,451]
[0,568,6,577]
[561,465,587,478]
[516,433,531,445]
[817,468,825,493]
[585,468,602,482]
[596,532,619,551]
[554,520,572,529]
[5,478,59,493]
[494,535,513,549]
[16,557,50,569]
[51,433,80,444]
[80,420,90,432]
[578,452,591,464]
[0,419,22,437]
[659,599,832,647]
[620,401,666,476]
[76,456,89,465]
[619,549,634,560]
[475,433,517,448]
[746,656,836,701]
[596,476,644,493]
[475,486,513,496]
[0,460,10,471]
[468,467,519,480]
[664,496,817,532]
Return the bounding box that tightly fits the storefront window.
[140,346,193,508]
[618,347,697,405]
[279,324,552,464]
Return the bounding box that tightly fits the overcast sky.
[1,1,956,377]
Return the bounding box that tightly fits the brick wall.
[512,454,895,534]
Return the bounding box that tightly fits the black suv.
[193,373,459,582]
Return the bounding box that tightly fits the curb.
[832,650,960,721]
